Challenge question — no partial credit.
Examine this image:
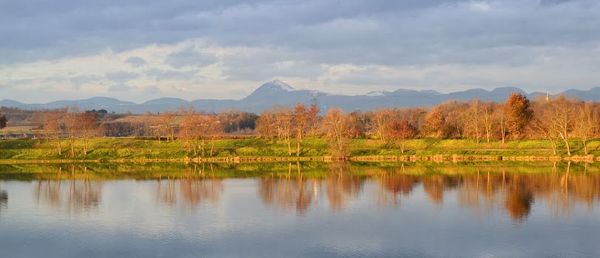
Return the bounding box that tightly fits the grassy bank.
[0,137,599,163]
[0,161,598,180]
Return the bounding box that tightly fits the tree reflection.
[34,179,102,214]
[423,175,458,205]
[24,162,600,223]
[0,189,7,216]
[376,172,417,207]
[179,179,223,209]
[155,178,224,210]
[325,163,364,212]
[258,175,317,215]
[257,162,364,214]
[504,177,534,221]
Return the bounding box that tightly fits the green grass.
[0,137,598,161]
[0,161,598,180]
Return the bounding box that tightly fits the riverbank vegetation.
[1,93,599,161]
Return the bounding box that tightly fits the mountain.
[1,81,598,113]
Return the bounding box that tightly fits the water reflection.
[156,178,224,209]
[3,162,600,258]
[258,163,365,214]
[34,180,102,214]
[24,163,600,222]
[255,163,600,221]
[423,175,458,205]
[258,175,319,215]
[0,189,7,215]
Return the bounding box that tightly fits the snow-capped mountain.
[1,81,598,113]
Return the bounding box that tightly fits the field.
[0,137,599,162]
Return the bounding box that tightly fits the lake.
[0,162,599,258]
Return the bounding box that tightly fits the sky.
[1,0,599,103]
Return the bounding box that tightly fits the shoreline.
[0,154,597,165]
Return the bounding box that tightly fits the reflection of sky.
[0,179,599,258]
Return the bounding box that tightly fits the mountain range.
[1,80,599,113]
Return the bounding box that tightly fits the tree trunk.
[550,139,557,155]
[559,131,571,156]
[83,140,88,156]
[56,139,62,155]
[500,116,506,144]
[70,138,75,158]
[201,139,206,157]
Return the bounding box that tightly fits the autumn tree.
[179,111,202,156]
[503,93,533,140]
[179,110,222,157]
[369,109,393,142]
[321,108,352,158]
[347,111,369,139]
[463,100,483,143]
[531,96,578,155]
[292,103,319,156]
[156,112,177,142]
[481,102,497,143]
[256,110,276,141]
[574,102,600,155]
[387,119,417,153]
[64,110,80,158]
[273,107,294,155]
[422,101,467,139]
[547,96,578,155]
[79,111,102,155]
[64,109,101,157]
[530,100,560,155]
[42,110,66,155]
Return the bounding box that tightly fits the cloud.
[144,68,197,81]
[106,72,138,82]
[1,0,600,101]
[165,47,218,68]
[126,56,147,67]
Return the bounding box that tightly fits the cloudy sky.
[1,0,599,102]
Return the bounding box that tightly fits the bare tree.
[157,112,177,142]
[42,110,66,155]
[531,96,578,155]
[574,102,600,155]
[481,103,496,143]
[273,107,294,156]
[256,110,276,141]
[464,100,482,143]
[63,109,102,157]
[321,108,352,158]
[548,96,578,156]
[64,109,80,158]
[293,103,319,156]
[370,109,393,142]
[179,110,221,157]
[80,111,102,156]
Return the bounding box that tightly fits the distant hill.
[1,80,598,113]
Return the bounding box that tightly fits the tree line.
[9,92,600,158]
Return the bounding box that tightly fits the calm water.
[1,163,600,258]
